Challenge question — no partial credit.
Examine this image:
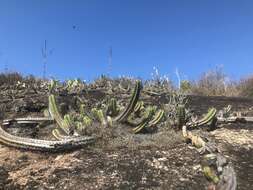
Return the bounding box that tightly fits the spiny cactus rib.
[48,95,73,135]
[187,108,217,128]
[148,109,164,127]
[114,80,142,123]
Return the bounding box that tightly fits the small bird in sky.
[72,25,76,30]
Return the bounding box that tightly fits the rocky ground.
[0,87,252,190]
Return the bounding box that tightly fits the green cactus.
[82,116,92,127]
[48,95,74,135]
[132,106,155,133]
[79,104,86,115]
[91,108,107,126]
[148,109,165,127]
[106,98,118,117]
[48,79,58,93]
[134,101,144,116]
[75,121,86,135]
[202,166,220,184]
[114,80,142,123]
[188,108,217,128]
[63,114,75,135]
[132,119,150,134]
[176,104,186,128]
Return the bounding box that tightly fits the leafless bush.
[237,75,253,97]
[190,68,238,96]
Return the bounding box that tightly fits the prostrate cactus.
[0,117,95,151]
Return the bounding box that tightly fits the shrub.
[190,68,238,97]
[237,76,253,97]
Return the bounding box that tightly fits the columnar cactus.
[114,80,142,123]
[176,104,186,129]
[106,98,118,117]
[48,95,74,135]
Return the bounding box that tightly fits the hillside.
[0,79,252,190]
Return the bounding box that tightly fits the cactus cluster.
[49,94,94,138]
[48,80,165,136]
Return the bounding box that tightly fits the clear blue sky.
[0,0,253,81]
